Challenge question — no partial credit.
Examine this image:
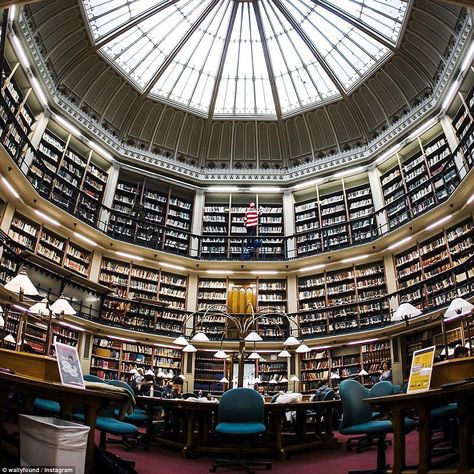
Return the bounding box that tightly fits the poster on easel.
[55,341,85,389]
[407,345,436,393]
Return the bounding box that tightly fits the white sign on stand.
[55,341,85,389]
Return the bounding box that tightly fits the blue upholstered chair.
[339,379,416,473]
[107,380,149,424]
[346,381,394,452]
[84,374,105,383]
[73,377,138,451]
[210,387,271,473]
[33,398,61,415]
[34,374,106,415]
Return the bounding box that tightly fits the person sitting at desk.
[129,367,145,395]
[454,345,469,358]
[138,373,163,397]
[164,375,183,399]
[379,360,392,382]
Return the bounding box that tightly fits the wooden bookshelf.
[451,83,474,169]
[257,357,288,394]
[298,261,388,336]
[0,60,37,158]
[300,349,330,392]
[257,278,287,313]
[28,125,109,225]
[90,336,183,382]
[194,351,228,394]
[294,176,374,257]
[108,176,193,253]
[394,216,473,310]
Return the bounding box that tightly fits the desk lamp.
[391,303,422,323]
[4,269,39,301]
[443,297,474,356]
[290,375,300,392]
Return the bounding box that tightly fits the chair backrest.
[107,379,135,398]
[182,392,198,399]
[322,389,336,401]
[339,379,372,430]
[218,388,264,424]
[84,374,105,383]
[369,381,394,398]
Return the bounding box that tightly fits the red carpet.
[105,431,420,474]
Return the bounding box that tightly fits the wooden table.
[137,396,340,459]
[0,371,128,474]
[366,382,474,474]
[267,399,341,459]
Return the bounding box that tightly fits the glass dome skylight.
[82,0,408,119]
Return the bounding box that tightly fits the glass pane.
[81,0,408,118]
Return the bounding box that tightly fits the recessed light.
[34,209,60,226]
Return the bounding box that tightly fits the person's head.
[382,360,391,371]
[143,373,154,383]
[454,346,469,358]
[249,202,255,208]
[171,375,184,393]
[137,368,144,375]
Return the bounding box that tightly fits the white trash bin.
[20,414,90,474]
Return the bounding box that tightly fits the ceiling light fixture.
[1,176,20,198]
[333,166,365,179]
[461,40,474,72]
[31,77,48,107]
[442,80,460,111]
[159,261,187,271]
[297,264,325,272]
[248,186,281,193]
[205,270,234,275]
[108,335,137,343]
[207,186,239,193]
[341,254,369,263]
[347,338,378,346]
[387,236,412,250]
[11,34,30,68]
[294,178,324,190]
[407,117,437,141]
[425,215,451,231]
[250,270,278,275]
[54,114,82,138]
[73,232,97,247]
[34,209,60,226]
[375,143,403,164]
[116,251,143,261]
[88,140,114,161]
[58,321,85,332]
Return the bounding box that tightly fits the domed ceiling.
[20,0,472,179]
[82,0,408,119]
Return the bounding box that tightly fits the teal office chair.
[72,378,138,451]
[107,380,149,424]
[346,381,394,452]
[210,387,271,473]
[84,374,105,383]
[34,374,106,415]
[33,398,61,415]
[339,379,416,474]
